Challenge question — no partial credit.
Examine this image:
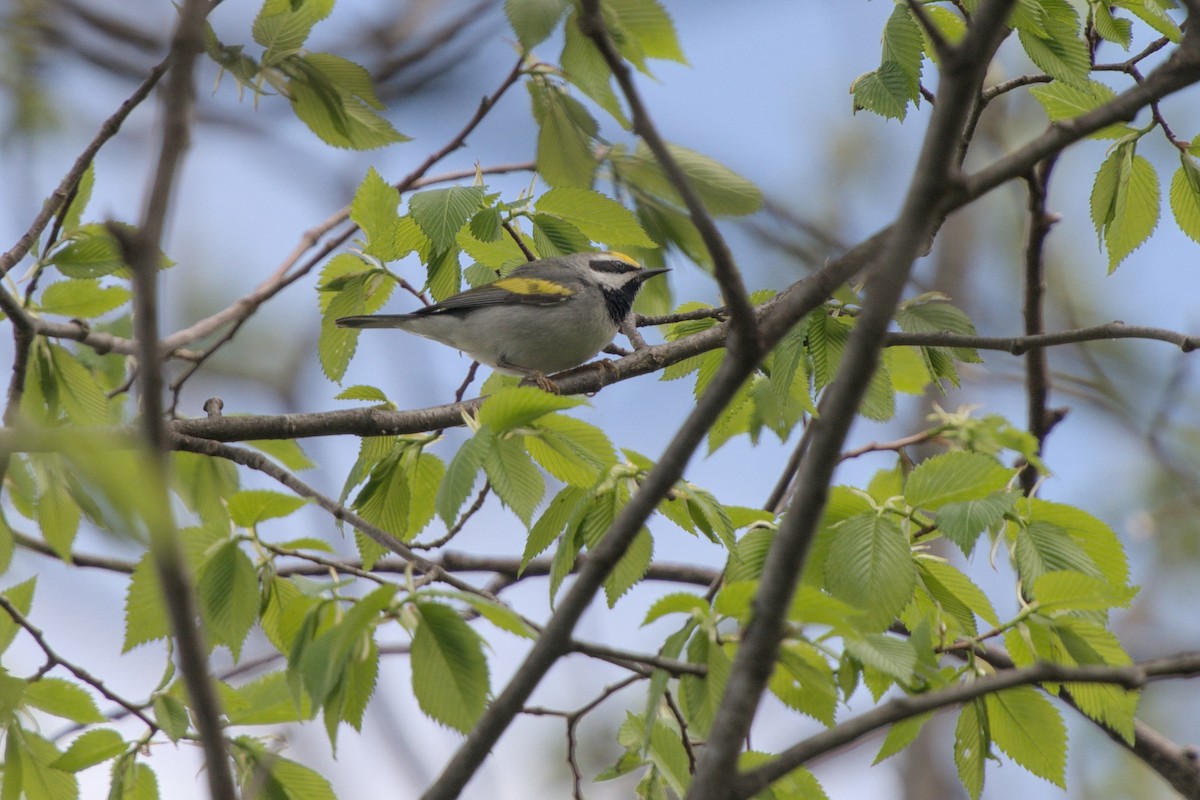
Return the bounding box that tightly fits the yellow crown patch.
[603,251,642,268]
[494,277,574,296]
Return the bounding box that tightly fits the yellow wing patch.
[494,277,574,297]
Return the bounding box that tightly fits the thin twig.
[0,593,157,729]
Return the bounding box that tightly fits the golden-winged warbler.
[336,252,667,387]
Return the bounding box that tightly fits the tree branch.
[120,2,236,795]
[735,653,1200,798]
[686,5,1020,795]
[576,0,758,359]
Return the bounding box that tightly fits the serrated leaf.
[122,554,168,652]
[919,558,1000,629]
[937,492,1016,558]
[504,0,569,49]
[49,729,124,772]
[436,433,489,526]
[851,62,913,120]
[875,712,934,764]
[1170,157,1200,243]
[0,578,34,656]
[1031,570,1134,611]
[560,12,627,125]
[197,540,259,661]
[263,756,337,800]
[531,82,598,188]
[522,485,588,568]
[24,678,105,723]
[1015,0,1090,88]
[536,187,655,248]
[7,728,77,800]
[844,634,918,684]
[38,280,129,319]
[604,528,652,606]
[526,414,614,486]
[153,692,189,742]
[1114,0,1182,42]
[607,0,686,66]
[408,186,486,253]
[224,671,314,726]
[642,592,709,625]
[287,53,408,150]
[680,634,730,736]
[905,452,1012,510]
[228,489,307,527]
[1030,499,1129,588]
[955,701,987,800]
[411,602,489,733]
[985,686,1066,787]
[350,167,402,260]
[1028,80,1135,140]
[1091,143,1160,272]
[613,140,762,216]
[484,434,544,526]
[769,642,839,726]
[477,386,584,431]
[824,513,915,631]
[1014,520,1100,585]
[245,438,315,472]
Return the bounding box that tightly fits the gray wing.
[414,261,575,315]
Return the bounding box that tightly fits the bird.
[336,251,668,391]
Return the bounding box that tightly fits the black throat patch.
[602,284,640,324]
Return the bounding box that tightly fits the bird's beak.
[637,268,670,282]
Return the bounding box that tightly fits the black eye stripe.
[589,259,640,274]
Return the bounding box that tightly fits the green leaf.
[477,386,584,431]
[530,81,599,188]
[769,642,839,726]
[844,634,918,685]
[604,528,652,606]
[36,479,79,561]
[680,634,730,736]
[612,141,762,216]
[526,414,614,486]
[24,678,105,723]
[937,492,1016,558]
[50,224,125,278]
[483,434,544,526]
[60,163,94,235]
[436,432,489,526]
[411,602,489,733]
[152,692,189,743]
[1170,154,1200,243]
[954,701,987,800]
[252,0,332,59]
[851,62,914,120]
[1030,570,1134,611]
[905,452,1012,510]
[1014,520,1099,585]
[504,0,569,49]
[523,485,588,568]
[875,712,934,764]
[459,594,537,639]
[0,578,35,656]
[985,686,1066,787]
[642,592,709,625]
[50,729,125,773]
[1114,0,1183,42]
[298,584,393,709]
[918,558,1000,628]
[1091,143,1160,272]
[824,512,915,631]
[224,671,314,725]
[38,280,129,319]
[880,4,923,99]
[1030,499,1129,588]
[7,727,77,800]
[1028,80,1135,140]
[1015,0,1090,88]
[287,53,408,150]
[197,540,259,661]
[606,0,686,66]
[350,167,402,260]
[408,186,486,253]
[122,554,168,652]
[536,187,655,248]
[262,756,337,800]
[228,490,307,527]
[560,13,627,125]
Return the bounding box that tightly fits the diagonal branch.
[735,653,1200,798]
[686,4,1021,796]
[576,0,758,359]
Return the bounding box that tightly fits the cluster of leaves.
[205,0,406,149]
[604,432,1136,799]
[856,0,1198,272]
